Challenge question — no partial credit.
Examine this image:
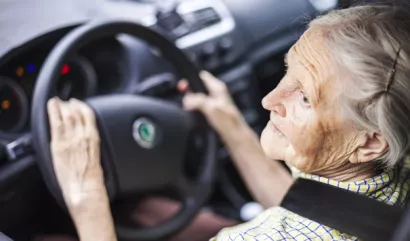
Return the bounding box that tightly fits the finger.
[200,71,228,96]
[182,93,209,112]
[70,99,98,139]
[70,99,101,167]
[177,79,189,93]
[59,101,75,135]
[47,97,64,139]
[68,99,85,136]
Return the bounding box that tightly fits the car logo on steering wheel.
[132,118,156,149]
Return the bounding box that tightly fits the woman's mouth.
[268,121,285,138]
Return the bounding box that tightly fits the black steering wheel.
[31,20,217,241]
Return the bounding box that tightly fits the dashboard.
[0,37,128,134]
[0,0,339,236]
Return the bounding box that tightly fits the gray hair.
[310,5,410,168]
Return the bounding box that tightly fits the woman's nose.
[262,91,286,117]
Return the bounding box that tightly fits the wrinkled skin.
[46,98,116,241]
[47,98,106,207]
[260,27,386,180]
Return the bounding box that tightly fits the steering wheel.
[31,20,217,241]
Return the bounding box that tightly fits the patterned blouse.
[211,159,410,241]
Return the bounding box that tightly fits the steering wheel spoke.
[175,176,196,198]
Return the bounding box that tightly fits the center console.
[146,0,261,129]
[154,0,246,70]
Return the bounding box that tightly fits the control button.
[5,135,33,161]
[202,43,217,56]
[218,37,233,57]
[188,52,197,62]
[199,43,217,63]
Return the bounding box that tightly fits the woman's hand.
[180,71,292,208]
[47,98,117,241]
[179,71,247,144]
[47,98,105,207]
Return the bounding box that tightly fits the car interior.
[1,0,410,240]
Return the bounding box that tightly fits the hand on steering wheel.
[179,71,246,144]
[47,98,105,207]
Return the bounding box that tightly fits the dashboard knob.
[218,37,233,57]
[199,43,216,63]
[202,43,217,55]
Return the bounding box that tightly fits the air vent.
[184,7,221,32]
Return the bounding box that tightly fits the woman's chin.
[260,126,287,160]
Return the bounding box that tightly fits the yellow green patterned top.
[211,159,410,241]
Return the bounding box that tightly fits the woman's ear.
[349,132,389,164]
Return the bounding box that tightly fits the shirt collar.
[288,165,395,196]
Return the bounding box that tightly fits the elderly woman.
[44,5,410,241]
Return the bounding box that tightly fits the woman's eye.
[303,95,309,103]
[300,91,311,106]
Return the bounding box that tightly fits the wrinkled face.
[260,27,361,174]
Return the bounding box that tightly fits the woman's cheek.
[287,123,314,155]
[286,126,326,171]
[284,104,305,150]
[285,107,325,170]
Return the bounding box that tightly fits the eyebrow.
[285,51,304,90]
[295,78,306,93]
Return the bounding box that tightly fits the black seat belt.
[280,178,404,241]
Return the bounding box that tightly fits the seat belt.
[280,178,404,241]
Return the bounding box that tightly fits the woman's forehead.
[288,28,331,76]
[288,27,339,103]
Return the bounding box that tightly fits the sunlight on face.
[260,27,359,174]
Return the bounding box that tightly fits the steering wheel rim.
[31,19,217,241]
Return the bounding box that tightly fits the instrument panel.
[0,37,128,134]
[0,56,98,133]
[0,76,28,132]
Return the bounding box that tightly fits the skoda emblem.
[133,118,156,149]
